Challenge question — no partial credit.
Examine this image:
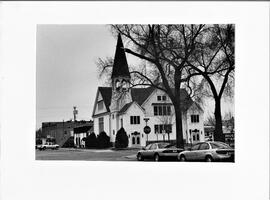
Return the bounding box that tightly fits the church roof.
[99,87,112,111]
[97,86,194,113]
[118,102,133,114]
[111,34,130,78]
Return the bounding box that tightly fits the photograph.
[36,24,235,162]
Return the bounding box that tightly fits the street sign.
[144,126,151,134]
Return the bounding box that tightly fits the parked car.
[177,141,234,162]
[38,142,59,150]
[137,142,184,161]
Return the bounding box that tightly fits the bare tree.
[97,24,234,147]
[186,24,235,141]
[108,25,208,148]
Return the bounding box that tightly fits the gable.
[92,87,111,117]
[118,102,145,115]
[187,102,204,114]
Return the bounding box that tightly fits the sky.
[36,24,234,129]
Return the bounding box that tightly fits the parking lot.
[36,148,139,161]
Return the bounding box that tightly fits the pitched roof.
[131,87,156,106]
[97,86,195,113]
[98,87,112,111]
[111,34,130,78]
[118,102,133,114]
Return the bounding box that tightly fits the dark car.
[137,142,184,161]
[177,141,234,162]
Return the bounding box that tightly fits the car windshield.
[210,142,232,149]
[164,144,176,148]
[157,143,170,149]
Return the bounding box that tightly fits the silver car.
[177,141,234,162]
[137,142,184,161]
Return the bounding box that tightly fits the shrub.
[62,136,75,148]
[97,131,111,149]
[115,127,128,148]
[85,132,98,148]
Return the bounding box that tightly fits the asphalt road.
[36,148,139,161]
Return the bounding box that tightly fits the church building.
[92,34,205,147]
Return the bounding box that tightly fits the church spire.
[111,34,130,79]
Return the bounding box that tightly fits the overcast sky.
[36,24,234,129]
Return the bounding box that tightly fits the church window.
[98,117,104,133]
[162,95,167,101]
[137,137,140,144]
[122,80,128,90]
[154,124,172,133]
[191,115,199,123]
[97,101,104,111]
[115,80,121,89]
[130,116,140,124]
[153,105,172,116]
[154,106,158,115]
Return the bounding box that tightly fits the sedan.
[137,142,184,161]
[177,141,234,162]
[38,142,60,150]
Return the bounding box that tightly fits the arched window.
[132,137,135,144]
[115,79,121,89]
[137,137,140,145]
[122,80,128,90]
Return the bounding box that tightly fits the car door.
[186,143,201,160]
[148,143,158,158]
[142,144,152,158]
[197,143,210,161]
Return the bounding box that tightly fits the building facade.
[41,120,93,147]
[92,34,205,147]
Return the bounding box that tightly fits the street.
[36,148,138,161]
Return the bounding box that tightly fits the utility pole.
[73,106,78,122]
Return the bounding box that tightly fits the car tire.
[43,147,46,150]
[179,155,186,162]
[137,153,144,161]
[205,155,213,162]
[154,154,160,162]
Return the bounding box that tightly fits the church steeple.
[110,34,132,113]
[111,34,130,79]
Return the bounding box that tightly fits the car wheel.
[205,156,213,162]
[137,153,144,161]
[43,147,46,150]
[154,154,160,162]
[179,155,186,162]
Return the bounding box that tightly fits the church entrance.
[131,131,141,147]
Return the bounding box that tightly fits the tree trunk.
[214,98,224,142]
[174,102,184,148]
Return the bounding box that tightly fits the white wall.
[121,103,145,147]
[93,114,110,136]
[186,103,205,143]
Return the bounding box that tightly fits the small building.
[41,120,93,147]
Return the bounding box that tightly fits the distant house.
[204,117,235,146]
[41,120,93,147]
[91,34,205,147]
